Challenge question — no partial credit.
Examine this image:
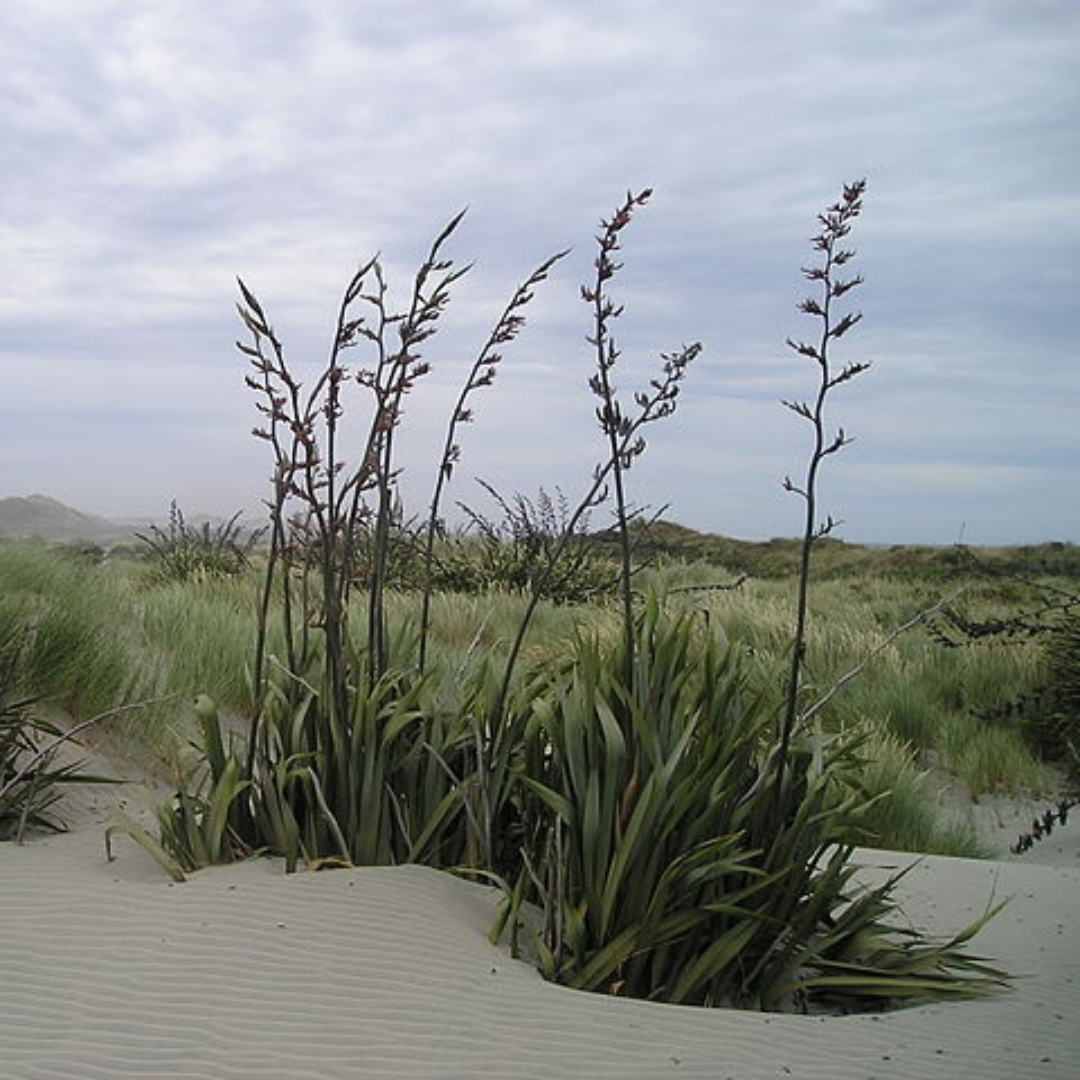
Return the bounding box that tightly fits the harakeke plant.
[138,187,1007,1014]
[583,189,654,684]
[136,501,263,583]
[149,214,565,874]
[497,598,1006,1009]
[490,180,1006,1011]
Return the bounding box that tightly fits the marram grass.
[0,537,1054,851]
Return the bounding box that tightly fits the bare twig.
[799,586,968,727]
[665,575,748,596]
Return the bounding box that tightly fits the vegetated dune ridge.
[1,774,1078,1080]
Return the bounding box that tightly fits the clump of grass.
[0,620,119,841]
[941,711,1042,795]
[0,542,263,769]
[840,731,987,857]
[872,675,939,748]
[0,542,138,721]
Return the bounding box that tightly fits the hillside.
[3,496,1077,581]
[0,495,135,544]
[593,519,1080,581]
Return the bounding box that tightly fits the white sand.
[2,776,1078,1079]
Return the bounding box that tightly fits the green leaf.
[106,809,187,883]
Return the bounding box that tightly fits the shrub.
[452,483,617,603]
[137,501,262,583]
[1033,612,1080,781]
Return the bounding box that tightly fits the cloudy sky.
[1,0,1076,544]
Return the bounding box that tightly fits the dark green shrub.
[1031,613,1080,781]
[453,484,617,604]
[137,502,262,583]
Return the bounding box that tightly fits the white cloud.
[0,0,1076,542]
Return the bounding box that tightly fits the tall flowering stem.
[775,180,871,803]
[582,190,652,687]
[417,248,568,673]
[494,191,700,717]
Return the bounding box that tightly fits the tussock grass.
[669,576,1047,797]
[0,537,1053,853]
[942,712,1041,795]
[842,732,987,857]
[0,543,262,763]
[0,543,137,720]
[136,576,262,711]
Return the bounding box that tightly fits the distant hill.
[3,496,1077,582]
[0,495,135,544]
[0,495,263,548]
[592,519,1080,581]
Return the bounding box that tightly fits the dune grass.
[656,575,1048,795]
[0,535,1059,858]
[0,543,138,722]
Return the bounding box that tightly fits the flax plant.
[136,501,262,583]
[147,213,565,874]
[583,189,653,683]
[490,181,1006,1010]
[497,599,1006,1008]
[133,188,1009,1014]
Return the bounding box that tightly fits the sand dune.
[2,780,1078,1080]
